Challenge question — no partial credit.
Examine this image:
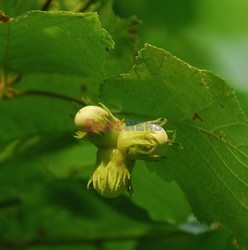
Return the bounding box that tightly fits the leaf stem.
[12,89,86,106]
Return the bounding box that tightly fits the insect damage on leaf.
[0,11,10,23]
[192,112,203,122]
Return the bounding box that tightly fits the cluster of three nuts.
[74,105,169,198]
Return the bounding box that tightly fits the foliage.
[0,0,247,249]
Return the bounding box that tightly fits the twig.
[41,0,53,11]
[12,89,86,106]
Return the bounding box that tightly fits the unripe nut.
[74,106,110,131]
[117,123,168,160]
[74,105,123,147]
[88,148,132,198]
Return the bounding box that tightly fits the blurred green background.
[114,0,248,92]
[0,0,247,249]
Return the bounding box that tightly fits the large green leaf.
[0,11,113,79]
[237,92,248,117]
[0,73,90,142]
[131,161,191,225]
[100,44,248,247]
[0,10,113,142]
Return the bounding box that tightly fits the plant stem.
[13,89,86,106]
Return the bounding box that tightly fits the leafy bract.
[100,44,248,247]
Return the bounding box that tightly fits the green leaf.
[0,73,95,142]
[0,11,113,142]
[131,161,191,225]
[237,92,248,117]
[100,44,248,247]
[0,11,114,79]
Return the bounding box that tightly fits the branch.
[41,0,53,11]
[12,89,86,106]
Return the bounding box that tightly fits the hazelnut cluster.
[74,105,169,198]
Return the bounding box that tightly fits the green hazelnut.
[117,123,168,160]
[87,148,133,198]
[74,105,123,147]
